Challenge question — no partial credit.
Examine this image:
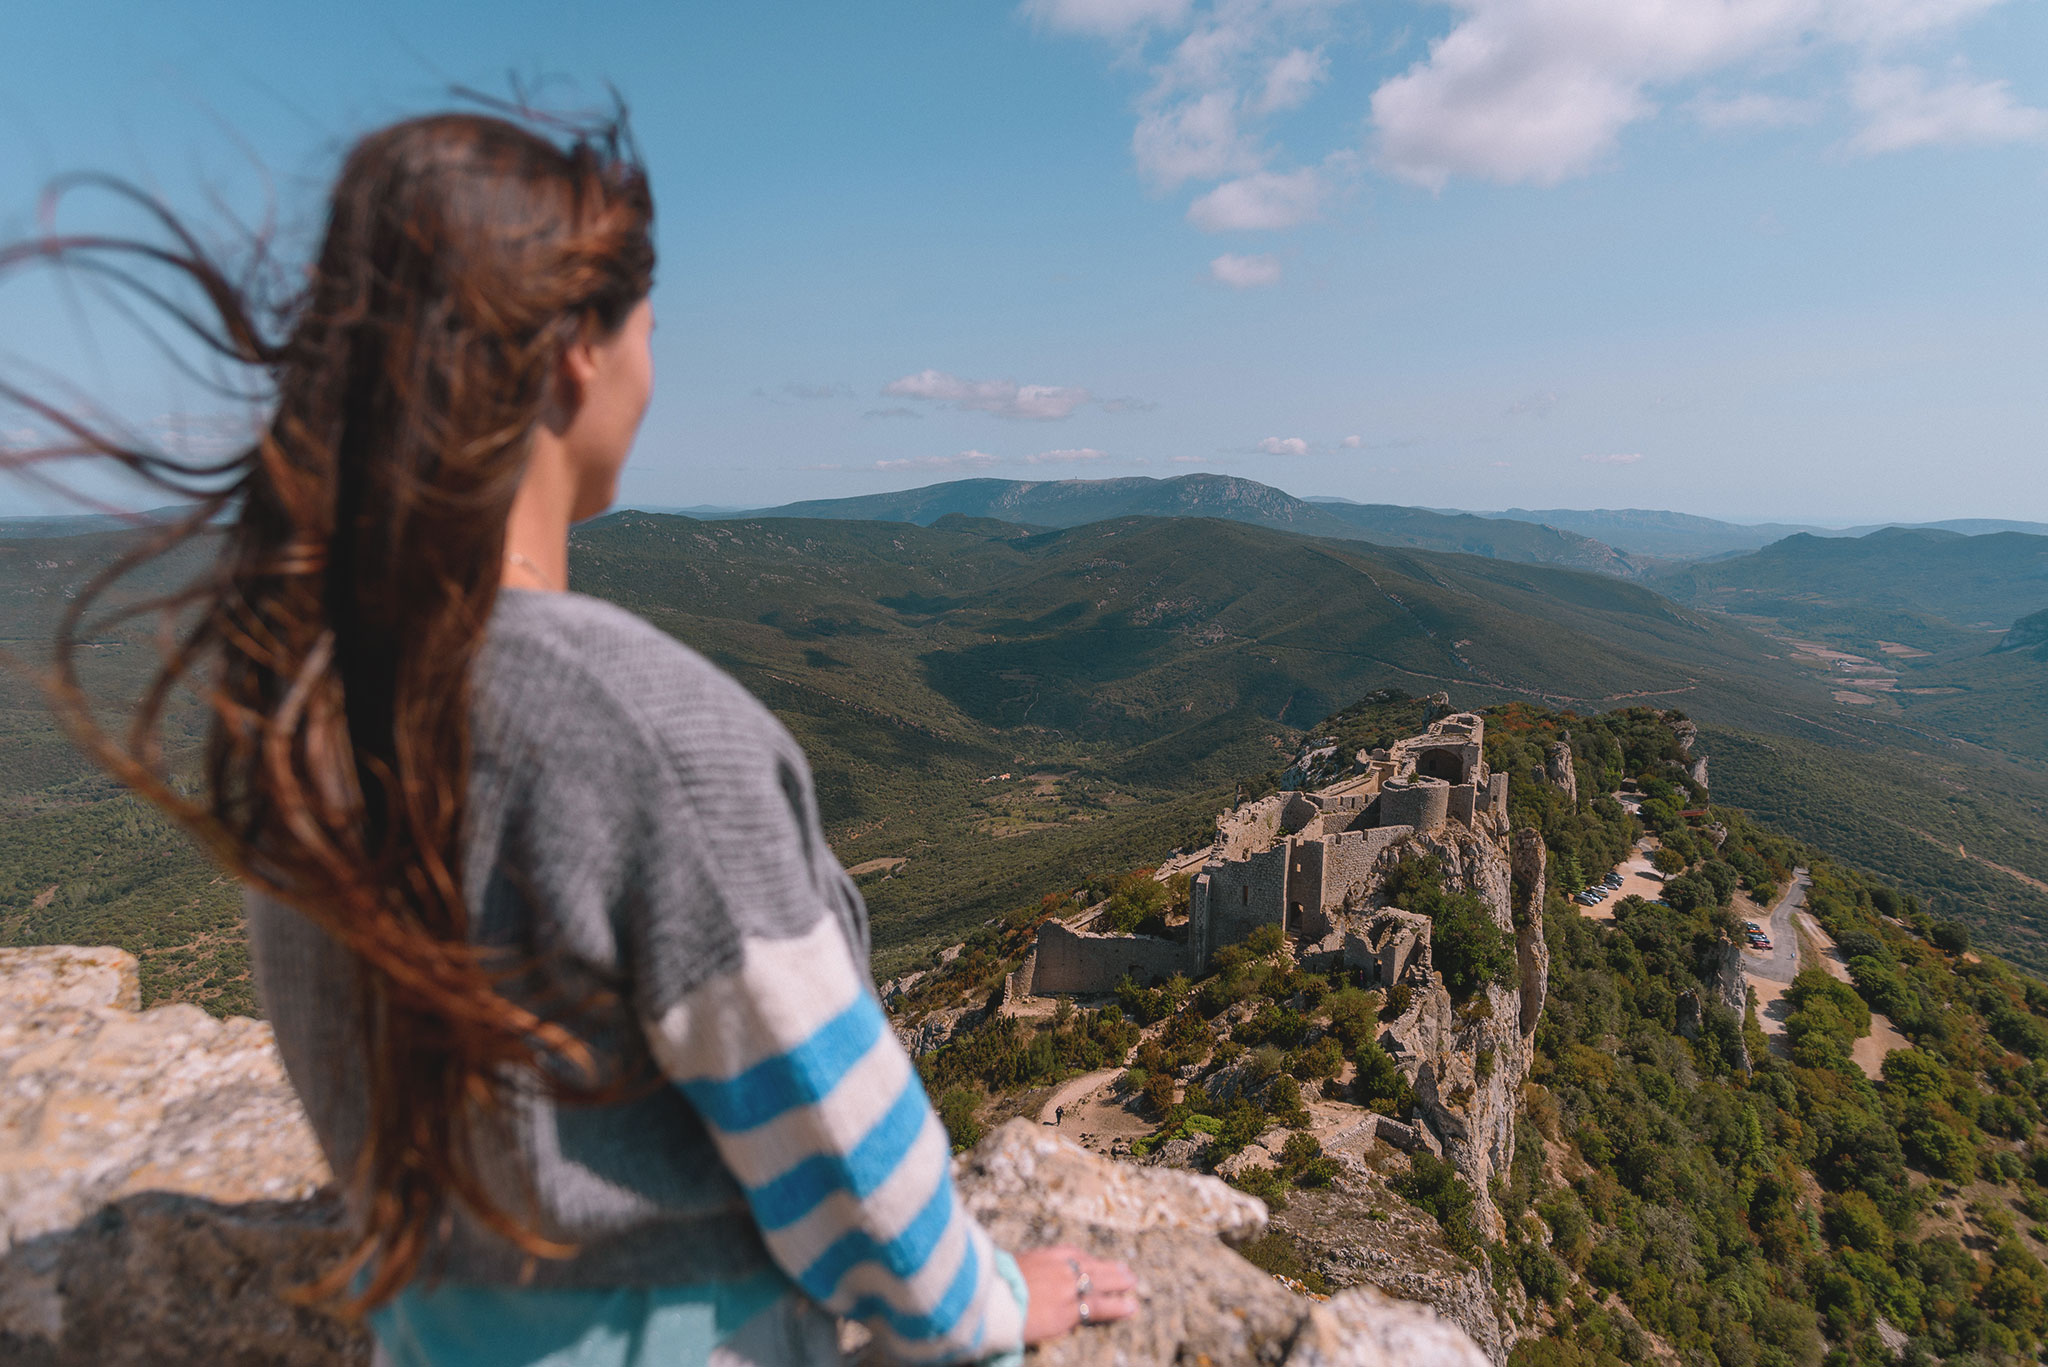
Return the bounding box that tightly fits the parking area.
[1575,837,1666,921]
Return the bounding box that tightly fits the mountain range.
[721,474,1638,575]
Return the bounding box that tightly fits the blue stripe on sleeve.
[842,1235,983,1348]
[674,995,883,1133]
[745,1075,932,1230]
[796,1169,955,1301]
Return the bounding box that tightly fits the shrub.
[1383,983,1414,1020]
[1246,923,1288,957]
[1236,1231,1331,1294]
[1393,1152,1481,1259]
[936,1088,984,1150]
[1266,1075,1311,1128]
[1432,893,1518,1000]
[1228,1162,1289,1211]
[1931,920,1972,956]
[1352,1034,1415,1115]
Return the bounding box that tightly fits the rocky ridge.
[0,946,1488,1366]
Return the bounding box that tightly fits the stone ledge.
[0,948,1488,1365]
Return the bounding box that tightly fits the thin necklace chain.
[504,551,561,592]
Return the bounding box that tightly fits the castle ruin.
[1011,712,1509,998]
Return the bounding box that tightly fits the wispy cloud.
[882,369,1099,421]
[1258,435,1310,456]
[1507,390,1558,419]
[1581,452,1645,465]
[1210,252,1282,287]
[1690,90,1822,131]
[1021,0,1192,39]
[1339,434,1362,449]
[1020,447,1113,465]
[876,450,1003,473]
[862,406,923,420]
[1033,0,2031,214]
[1188,167,1323,232]
[1849,63,2048,154]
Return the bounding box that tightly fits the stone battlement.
[1025,708,1507,997]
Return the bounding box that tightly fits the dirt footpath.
[1796,910,1908,1080]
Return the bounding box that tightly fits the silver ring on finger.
[1078,1300,1092,1325]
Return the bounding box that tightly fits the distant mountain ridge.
[1473,506,2048,562]
[1650,525,2048,652]
[725,474,1639,576]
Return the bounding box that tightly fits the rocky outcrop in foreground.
[948,1121,1488,1367]
[0,947,1487,1366]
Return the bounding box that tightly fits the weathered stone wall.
[1320,827,1414,911]
[1028,921,1191,996]
[1195,842,1290,957]
[1378,779,1450,835]
[1214,793,1288,860]
[1342,909,1433,987]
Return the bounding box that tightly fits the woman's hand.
[1013,1245,1139,1344]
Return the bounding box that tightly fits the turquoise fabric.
[984,1250,1029,1367]
[367,1255,1030,1367]
[369,1270,791,1367]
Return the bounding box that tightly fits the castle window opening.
[1241,886,1249,906]
[1415,747,1465,784]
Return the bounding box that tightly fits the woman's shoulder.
[483,590,796,765]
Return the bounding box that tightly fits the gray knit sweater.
[247,590,1024,1361]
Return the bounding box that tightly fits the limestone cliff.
[0,947,1487,1366]
[1375,811,1546,1242]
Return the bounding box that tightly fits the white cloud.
[1849,63,2048,153]
[1021,447,1113,465]
[1259,435,1310,456]
[1691,90,1822,129]
[875,450,1004,473]
[1022,0,1193,38]
[1340,434,1362,448]
[1581,452,1645,465]
[1254,47,1329,114]
[1039,0,2030,215]
[882,369,1096,420]
[1134,90,1262,188]
[1210,251,1282,287]
[1188,167,1323,231]
[1367,0,2029,188]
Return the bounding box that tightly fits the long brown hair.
[0,110,655,1308]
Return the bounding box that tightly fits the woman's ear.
[542,337,597,434]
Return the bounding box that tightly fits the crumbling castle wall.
[1028,921,1190,996]
[1214,794,1288,860]
[1377,779,1450,835]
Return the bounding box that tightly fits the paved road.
[1039,1067,1123,1126]
[1742,869,1809,985]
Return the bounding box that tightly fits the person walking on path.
[3,107,1133,1366]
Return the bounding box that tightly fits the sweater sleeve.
[623,687,1026,1363]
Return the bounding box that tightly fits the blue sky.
[3,0,2044,523]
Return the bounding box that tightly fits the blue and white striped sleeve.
[642,917,1027,1364]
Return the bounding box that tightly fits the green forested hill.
[9,507,2048,999]
[732,473,1637,574]
[1651,527,2048,656]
